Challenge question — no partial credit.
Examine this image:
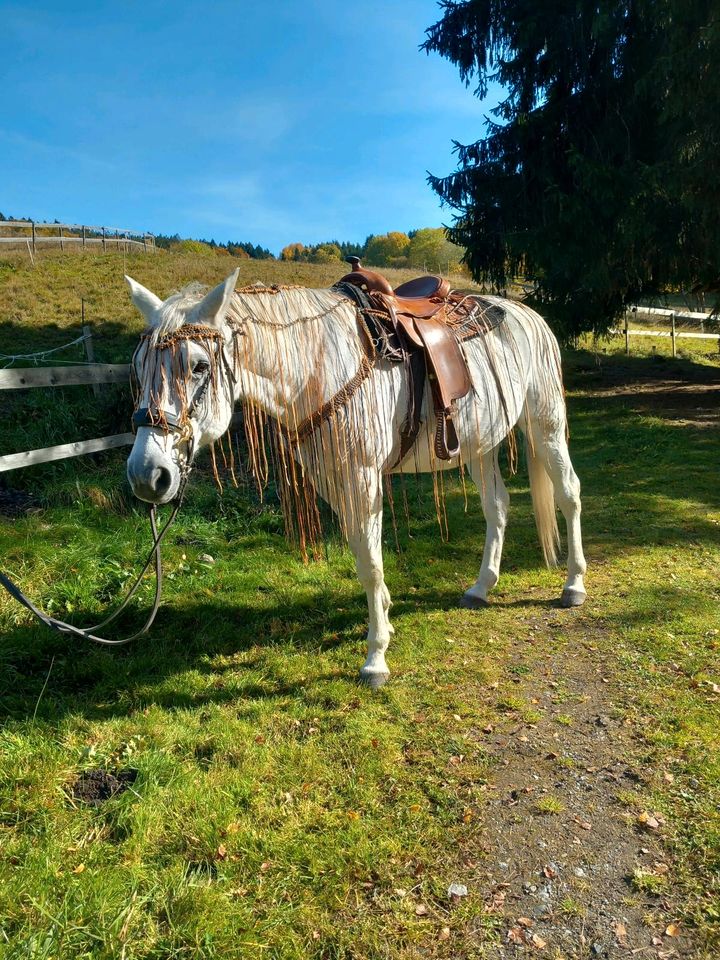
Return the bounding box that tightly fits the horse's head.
[125,270,240,503]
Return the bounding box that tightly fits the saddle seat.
[339,257,451,319]
[337,257,472,462]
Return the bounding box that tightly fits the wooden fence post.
[624,308,630,355]
[82,225,86,249]
[81,300,101,398]
[102,227,106,251]
[59,225,63,252]
[31,221,36,252]
[671,311,677,358]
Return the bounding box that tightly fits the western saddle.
[336,257,485,464]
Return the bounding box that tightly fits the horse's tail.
[526,439,560,568]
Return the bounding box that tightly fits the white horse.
[125,270,586,687]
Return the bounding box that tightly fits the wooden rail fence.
[618,305,719,357]
[0,360,133,473]
[0,220,155,255]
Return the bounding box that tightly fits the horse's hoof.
[359,670,390,690]
[459,593,489,610]
[560,588,587,608]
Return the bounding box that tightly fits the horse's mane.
[151,282,350,342]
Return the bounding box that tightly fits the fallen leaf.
[574,817,592,830]
[483,724,495,734]
[614,921,629,947]
[415,904,429,916]
[347,811,360,820]
[518,916,533,927]
[260,861,270,872]
[217,844,227,860]
[507,927,526,945]
[438,926,451,941]
[665,922,681,937]
[487,889,507,912]
[72,863,85,874]
[226,822,241,834]
[531,933,547,949]
[543,865,557,879]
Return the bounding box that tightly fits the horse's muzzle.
[127,430,182,504]
[128,464,177,503]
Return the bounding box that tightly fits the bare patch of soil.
[570,356,720,428]
[475,616,693,959]
[70,768,137,806]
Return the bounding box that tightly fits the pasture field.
[0,251,719,958]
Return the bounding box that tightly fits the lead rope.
[0,471,190,647]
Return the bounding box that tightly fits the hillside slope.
[0,249,477,363]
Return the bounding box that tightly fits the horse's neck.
[231,291,363,426]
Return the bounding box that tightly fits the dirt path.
[475,611,694,959]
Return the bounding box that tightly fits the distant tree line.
[280,228,465,273]
[2,213,466,274]
[154,234,275,259]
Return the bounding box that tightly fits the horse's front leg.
[345,474,393,689]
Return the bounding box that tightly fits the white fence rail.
[619,305,718,356]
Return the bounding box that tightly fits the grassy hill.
[0,248,478,362]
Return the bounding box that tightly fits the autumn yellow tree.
[311,243,342,263]
[408,228,464,273]
[365,232,410,267]
[280,243,306,261]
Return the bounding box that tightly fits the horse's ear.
[193,269,240,328]
[125,276,163,323]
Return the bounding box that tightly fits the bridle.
[130,323,235,460]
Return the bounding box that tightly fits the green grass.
[0,252,719,957]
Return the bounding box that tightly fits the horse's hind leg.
[527,413,587,607]
[460,447,509,608]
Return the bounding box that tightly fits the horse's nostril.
[151,467,172,496]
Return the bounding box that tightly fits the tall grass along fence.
[616,304,719,357]
[0,220,155,257]
[0,328,133,473]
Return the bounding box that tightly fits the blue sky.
[1,1,499,254]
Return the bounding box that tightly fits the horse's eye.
[192,360,210,377]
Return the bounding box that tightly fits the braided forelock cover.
[150,282,208,343]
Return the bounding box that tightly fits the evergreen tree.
[423,0,720,337]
